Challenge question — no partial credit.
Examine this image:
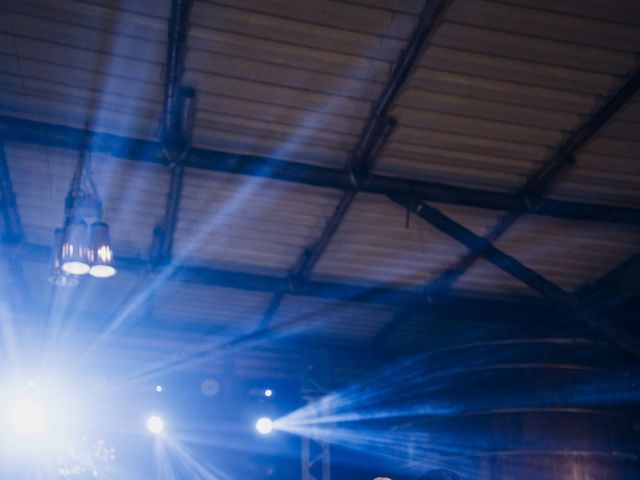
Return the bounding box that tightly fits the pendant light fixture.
[50,125,116,284]
[88,221,116,278]
[61,217,90,275]
[49,228,79,287]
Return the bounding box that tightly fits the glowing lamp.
[89,222,116,278]
[49,228,79,286]
[147,416,164,434]
[61,217,90,275]
[256,417,273,435]
[264,388,273,398]
[5,397,49,436]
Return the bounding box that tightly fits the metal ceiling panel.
[493,215,640,290]
[175,168,342,275]
[183,0,424,167]
[271,294,396,343]
[154,281,273,333]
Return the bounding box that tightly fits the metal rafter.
[17,242,545,309]
[376,64,640,344]
[3,116,640,225]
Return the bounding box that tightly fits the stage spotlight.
[6,396,49,436]
[264,388,273,398]
[147,416,164,434]
[155,385,163,393]
[256,417,273,435]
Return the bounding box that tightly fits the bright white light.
[5,396,49,436]
[147,416,164,434]
[155,385,163,393]
[264,388,273,397]
[255,417,273,435]
[62,261,90,275]
[89,264,117,278]
[0,378,81,456]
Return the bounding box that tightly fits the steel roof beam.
[3,116,640,226]
[16,242,543,308]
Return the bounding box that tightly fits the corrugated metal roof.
[1,0,639,357]
[154,281,272,332]
[494,215,640,290]
[185,0,421,167]
[176,168,342,274]
[271,294,396,343]
[377,0,637,193]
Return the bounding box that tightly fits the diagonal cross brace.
[375,62,640,344]
[378,195,640,357]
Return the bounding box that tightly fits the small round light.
[89,264,116,278]
[155,385,163,393]
[147,416,164,434]
[62,261,91,275]
[264,389,272,398]
[256,417,273,435]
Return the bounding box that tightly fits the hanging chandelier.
[49,136,116,285]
